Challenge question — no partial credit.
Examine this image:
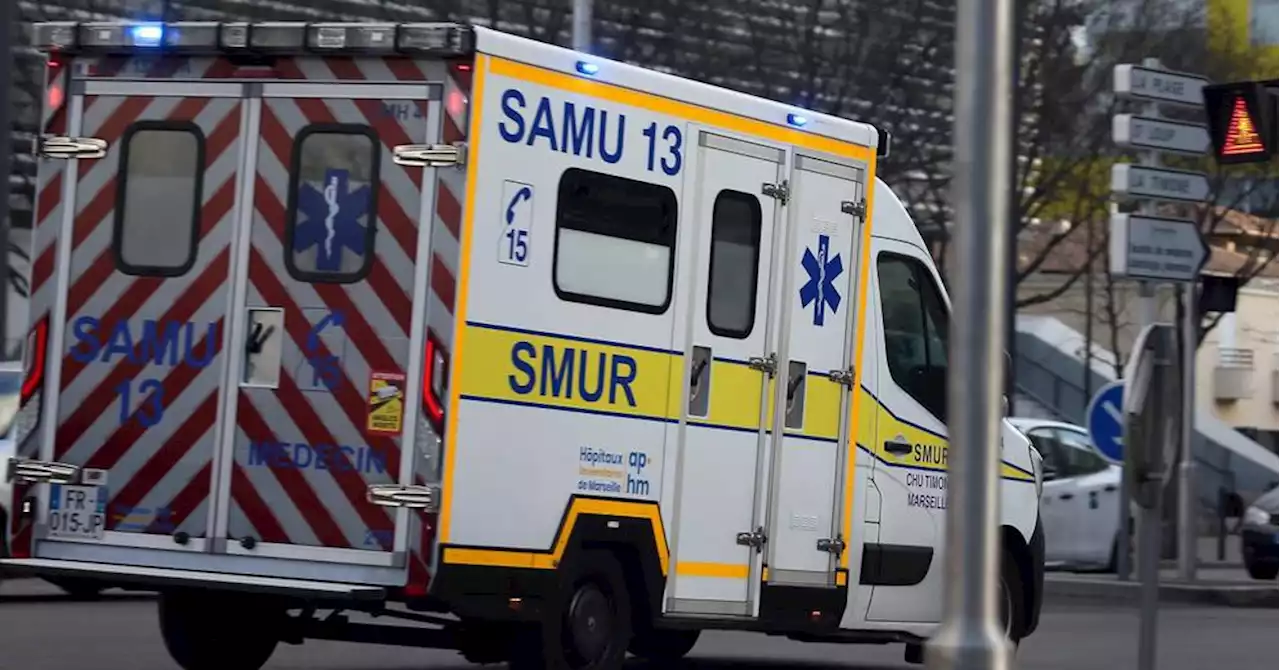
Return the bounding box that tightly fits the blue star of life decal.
[799,234,843,327]
[294,168,371,272]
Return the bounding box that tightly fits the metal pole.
[571,0,593,52]
[925,0,1015,666]
[1137,486,1162,670]
[1177,282,1198,580]
[0,0,14,360]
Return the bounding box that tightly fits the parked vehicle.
[1008,418,1126,571]
[1240,487,1278,580]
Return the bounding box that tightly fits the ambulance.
[3,20,1045,670]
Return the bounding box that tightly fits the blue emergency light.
[130,24,164,47]
[575,60,600,77]
[787,113,809,127]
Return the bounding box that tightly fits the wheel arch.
[1001,521,1043,639]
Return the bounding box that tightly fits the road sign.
[1111,163,1210,203]
[1113,64,1207,107]
[1108,213,1208,282]
[1203,79,1278,165]
[1112,114,1209,155]
[1086,381,1125,464]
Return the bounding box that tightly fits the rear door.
[212,84,433,565]
[44,82,244,553]
[764,153,867,587]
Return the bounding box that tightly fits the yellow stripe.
[487,57,876,164]
[675,562,750,579]
[841,151,878,569]
[461,323,842,442]
[438,53,489,545]
[442,498,670,574]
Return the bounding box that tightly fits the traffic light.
[1202,79,1278,165]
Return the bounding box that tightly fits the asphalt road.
[1,580,1275,670]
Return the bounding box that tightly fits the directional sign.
[1108,213,1209,283]
[1113,64,1207,107]
[1111,163,1210,203]
[1086,381,1125,464]
[1112,114,1209,155]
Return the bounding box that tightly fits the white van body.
[4,21,1044,670]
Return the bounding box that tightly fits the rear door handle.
[884,439,912,456]
[1103,484,1117,492]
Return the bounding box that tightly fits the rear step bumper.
[0,558,387,602]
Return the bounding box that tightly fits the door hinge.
[816,535,846,555]
[747,353,778,377]
[841,198,866,221]
[825,367,854,387]
[393,142,467,168]
[736,526,768,553]
[40,136,107,160]
[761,180,790,204]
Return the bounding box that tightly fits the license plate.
[48,484,106,540]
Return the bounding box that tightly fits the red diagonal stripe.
[430,255,456,313]
[108,392,218,527]
[369,260,412,335]
[77,319,224,470]
[435,179,461,239]
[235,394,348,546]
[245,247,402,480]
[36,171,63,227]
[61,176,236,390]
[230,463,290,544]
[55,249,229,455]
[78,95,156,180]
[30,246,54,296]
[143,461,212,536]
[386,57,429,81]
[275,372,394,548]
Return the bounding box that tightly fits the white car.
[1008,417,1125,571]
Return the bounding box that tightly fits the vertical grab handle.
[784,360,807,430]
[243,308,284,388]
[688,346,712,418]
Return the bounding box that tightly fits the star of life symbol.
[295,168,370,272]
[799,234,843,327]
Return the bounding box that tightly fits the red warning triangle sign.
[1220,95,1265,156]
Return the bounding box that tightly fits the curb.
[1044,576,1278,608]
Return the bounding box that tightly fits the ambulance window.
[113,122,204,277]
[706,190,762,338]
[878,254,950,422]
[553,168,678,314]
[285,125,380,283]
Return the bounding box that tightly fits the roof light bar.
[31,21,475,57]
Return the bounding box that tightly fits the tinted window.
[878,254,950,421]
[1055,429,1111,476]
[553,168,678,314]
[286,125,380,283]
[114,122,204,276]
[706,190,762,338]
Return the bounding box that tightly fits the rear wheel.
[47,576,105,599]
[1246,561,1278,580]
[159,591,282,670]
[509,549,632,670]
[628,628,700,662]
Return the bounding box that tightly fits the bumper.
[1025,516,1045,636]
[1240,528,1278,567]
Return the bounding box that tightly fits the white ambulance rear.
[3,21,1044,670]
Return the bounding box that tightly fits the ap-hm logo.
[295,168,370,272]
[799,234,843,326]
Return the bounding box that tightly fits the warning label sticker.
[367,371,406,436]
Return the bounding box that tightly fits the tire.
[1246,561,1278,580]
[159,591,282,670]
[999,551,1027,646]
[47,576,105,599]
[628,628,700,662]
[509,549,632,670]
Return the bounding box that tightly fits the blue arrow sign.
[1086,381,1125,464]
